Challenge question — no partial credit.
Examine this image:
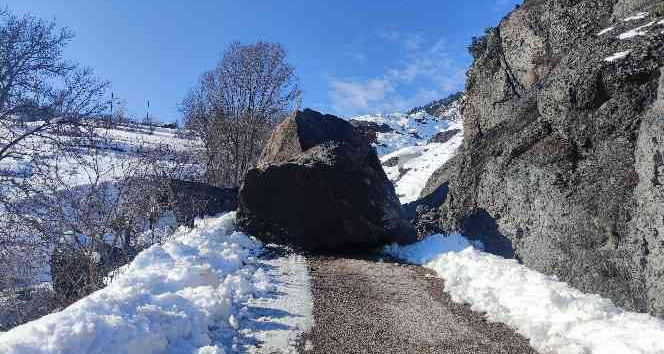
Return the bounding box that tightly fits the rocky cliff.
[426,0,664,316]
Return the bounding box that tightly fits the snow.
[352,111,451,156]
[350,98,461,156]
[605,50,631,62]
[381,123,463,203]
[385,235,664,354]
[0,213,314,354]
[623,12,648,22]
[618,21,655,39]
[597,26,615,35]
[240,252,313,353]
[350,99,464,203]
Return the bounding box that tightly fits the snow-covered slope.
[350,96,464,203]
[0,123,200,188]
[0,213,314,354]
[385,235,664,354]
[380,120,463,203]
[350,97,461,156]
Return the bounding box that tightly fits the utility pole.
[110,92,114,117]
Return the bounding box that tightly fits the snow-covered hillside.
[0,213,314,354]
[350,97,461,156]
[349,96,464,203]
[0,123,200,188]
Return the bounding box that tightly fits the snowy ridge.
[350,98,461,156]
[385,236,664,354]
[0,213,313,354]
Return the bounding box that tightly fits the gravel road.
[297,255,538,354]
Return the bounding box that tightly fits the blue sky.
[6,0,521,121]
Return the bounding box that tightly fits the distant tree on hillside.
[182,41,300,187]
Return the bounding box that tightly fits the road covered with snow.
[385,235,664,354]
[0,213,314,354]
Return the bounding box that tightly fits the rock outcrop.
[428,129,462,144]
[238,109,415,253]
[349,120,394,144]
[422,0,664,316]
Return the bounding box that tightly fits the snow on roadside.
[381,125,463,203]
[0,213,313,354]
[385,235,664,354]
[240,253,314,353]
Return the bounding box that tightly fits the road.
[296,255,537,354]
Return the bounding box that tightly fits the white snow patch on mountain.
[350,98,461,156]
[597,26,615,35]
[605,50,631,62]
[0,213,314,354]
[351,111,452,156]
[623,12,648,22]
[618,21,655,39]
[385,235,664,354]
[381,123,463,203]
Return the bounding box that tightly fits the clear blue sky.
[6,0,521,121]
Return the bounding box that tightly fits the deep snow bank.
[0,213,269,354]
[385,235,664,354]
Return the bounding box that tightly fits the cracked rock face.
[430,0,664,315]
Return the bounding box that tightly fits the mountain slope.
[348,94,464,203]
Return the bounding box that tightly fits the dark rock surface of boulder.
[238,109,415,253]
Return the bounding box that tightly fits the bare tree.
[182,41,300,187]
[0,7,108,164]
[0,7,112,327]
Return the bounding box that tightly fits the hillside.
[350,94,465,203]
[3,1,664,353]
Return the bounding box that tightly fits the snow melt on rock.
[385,235,664,354]
[618,21,655,39]
[597,26,615,35]
[623,12,648,22]
[0,213,312,354]
[605,50,631,62]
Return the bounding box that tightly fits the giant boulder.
[238,109,415,252]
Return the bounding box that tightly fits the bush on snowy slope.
[385,235,664,354]
[0,213,271,354]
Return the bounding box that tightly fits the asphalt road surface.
[297,256,538,354]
